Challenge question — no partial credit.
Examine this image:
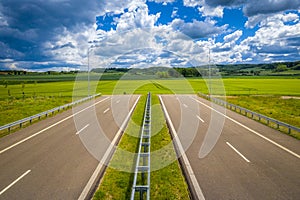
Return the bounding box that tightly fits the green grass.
[96,78,300,96]
[0,79,101,126]
[221,78,300,96]
[93,94,190,200]
[0,76,299,137]
[226,96,300,139]
[0,96,70,126]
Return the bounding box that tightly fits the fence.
[198,93,300,135]
[131,92,151,200]
[0,93,101,132]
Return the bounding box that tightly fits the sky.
[0,0,299,71]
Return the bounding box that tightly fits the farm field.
[0,76,299,131]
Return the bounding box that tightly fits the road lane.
[160,95,300,200]
[0,95,139,199]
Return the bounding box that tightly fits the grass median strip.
[93,94,190,200]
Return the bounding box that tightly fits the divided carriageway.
[0,94,299,199]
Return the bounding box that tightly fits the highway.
[160,95,300,200]
[0,95,139,200]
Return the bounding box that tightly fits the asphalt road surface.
[0,95,139,200]
[160,95,300,200]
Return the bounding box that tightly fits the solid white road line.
[0,97,110,155]
[0,170,31,196]
[76,124,90,135]
[192,97,300,159]
[159,96,205,200]
[78,95,141,200]
[103,108,110,114]
[197,115,205,123]
[226,142,250,163]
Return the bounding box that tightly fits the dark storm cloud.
[243,0,300,17]
[51,42,76,50]
[0,0,101,61]
[204,0,300,17]
[171,19,225,39]
[205,0,245,7]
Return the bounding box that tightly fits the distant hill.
[216,61,300,76]
[91,61,300,77]
[1,61,299,79]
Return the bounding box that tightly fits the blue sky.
[0,0,299,71]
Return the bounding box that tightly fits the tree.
[275,64,288,72]
[156,71,169,78]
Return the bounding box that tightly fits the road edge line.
[159,95,205,200]
[192,97,300,159]
[78,95,141,200]
[0,97,110,155]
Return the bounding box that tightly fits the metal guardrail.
[131,92,151,200]
[0,93,101,132]
[198,93,300,134]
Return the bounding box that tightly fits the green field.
[0,76,299,131]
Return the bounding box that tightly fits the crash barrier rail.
[131,92,151,200]
[0,93,101,132]
[198,93,300,135]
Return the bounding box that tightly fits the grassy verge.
[0,96,71,126]
[226,95,300,139]
[93,94,189,200]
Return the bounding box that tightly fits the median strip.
[93,94,190,200]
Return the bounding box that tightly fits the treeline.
[0,70,79,76]
[1,60,299,78]
[217,61,300,76]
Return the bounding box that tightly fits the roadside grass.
[0,96,70,126]
[226,96,300,139]
[93,94,190,200]
[0,80,100,126]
